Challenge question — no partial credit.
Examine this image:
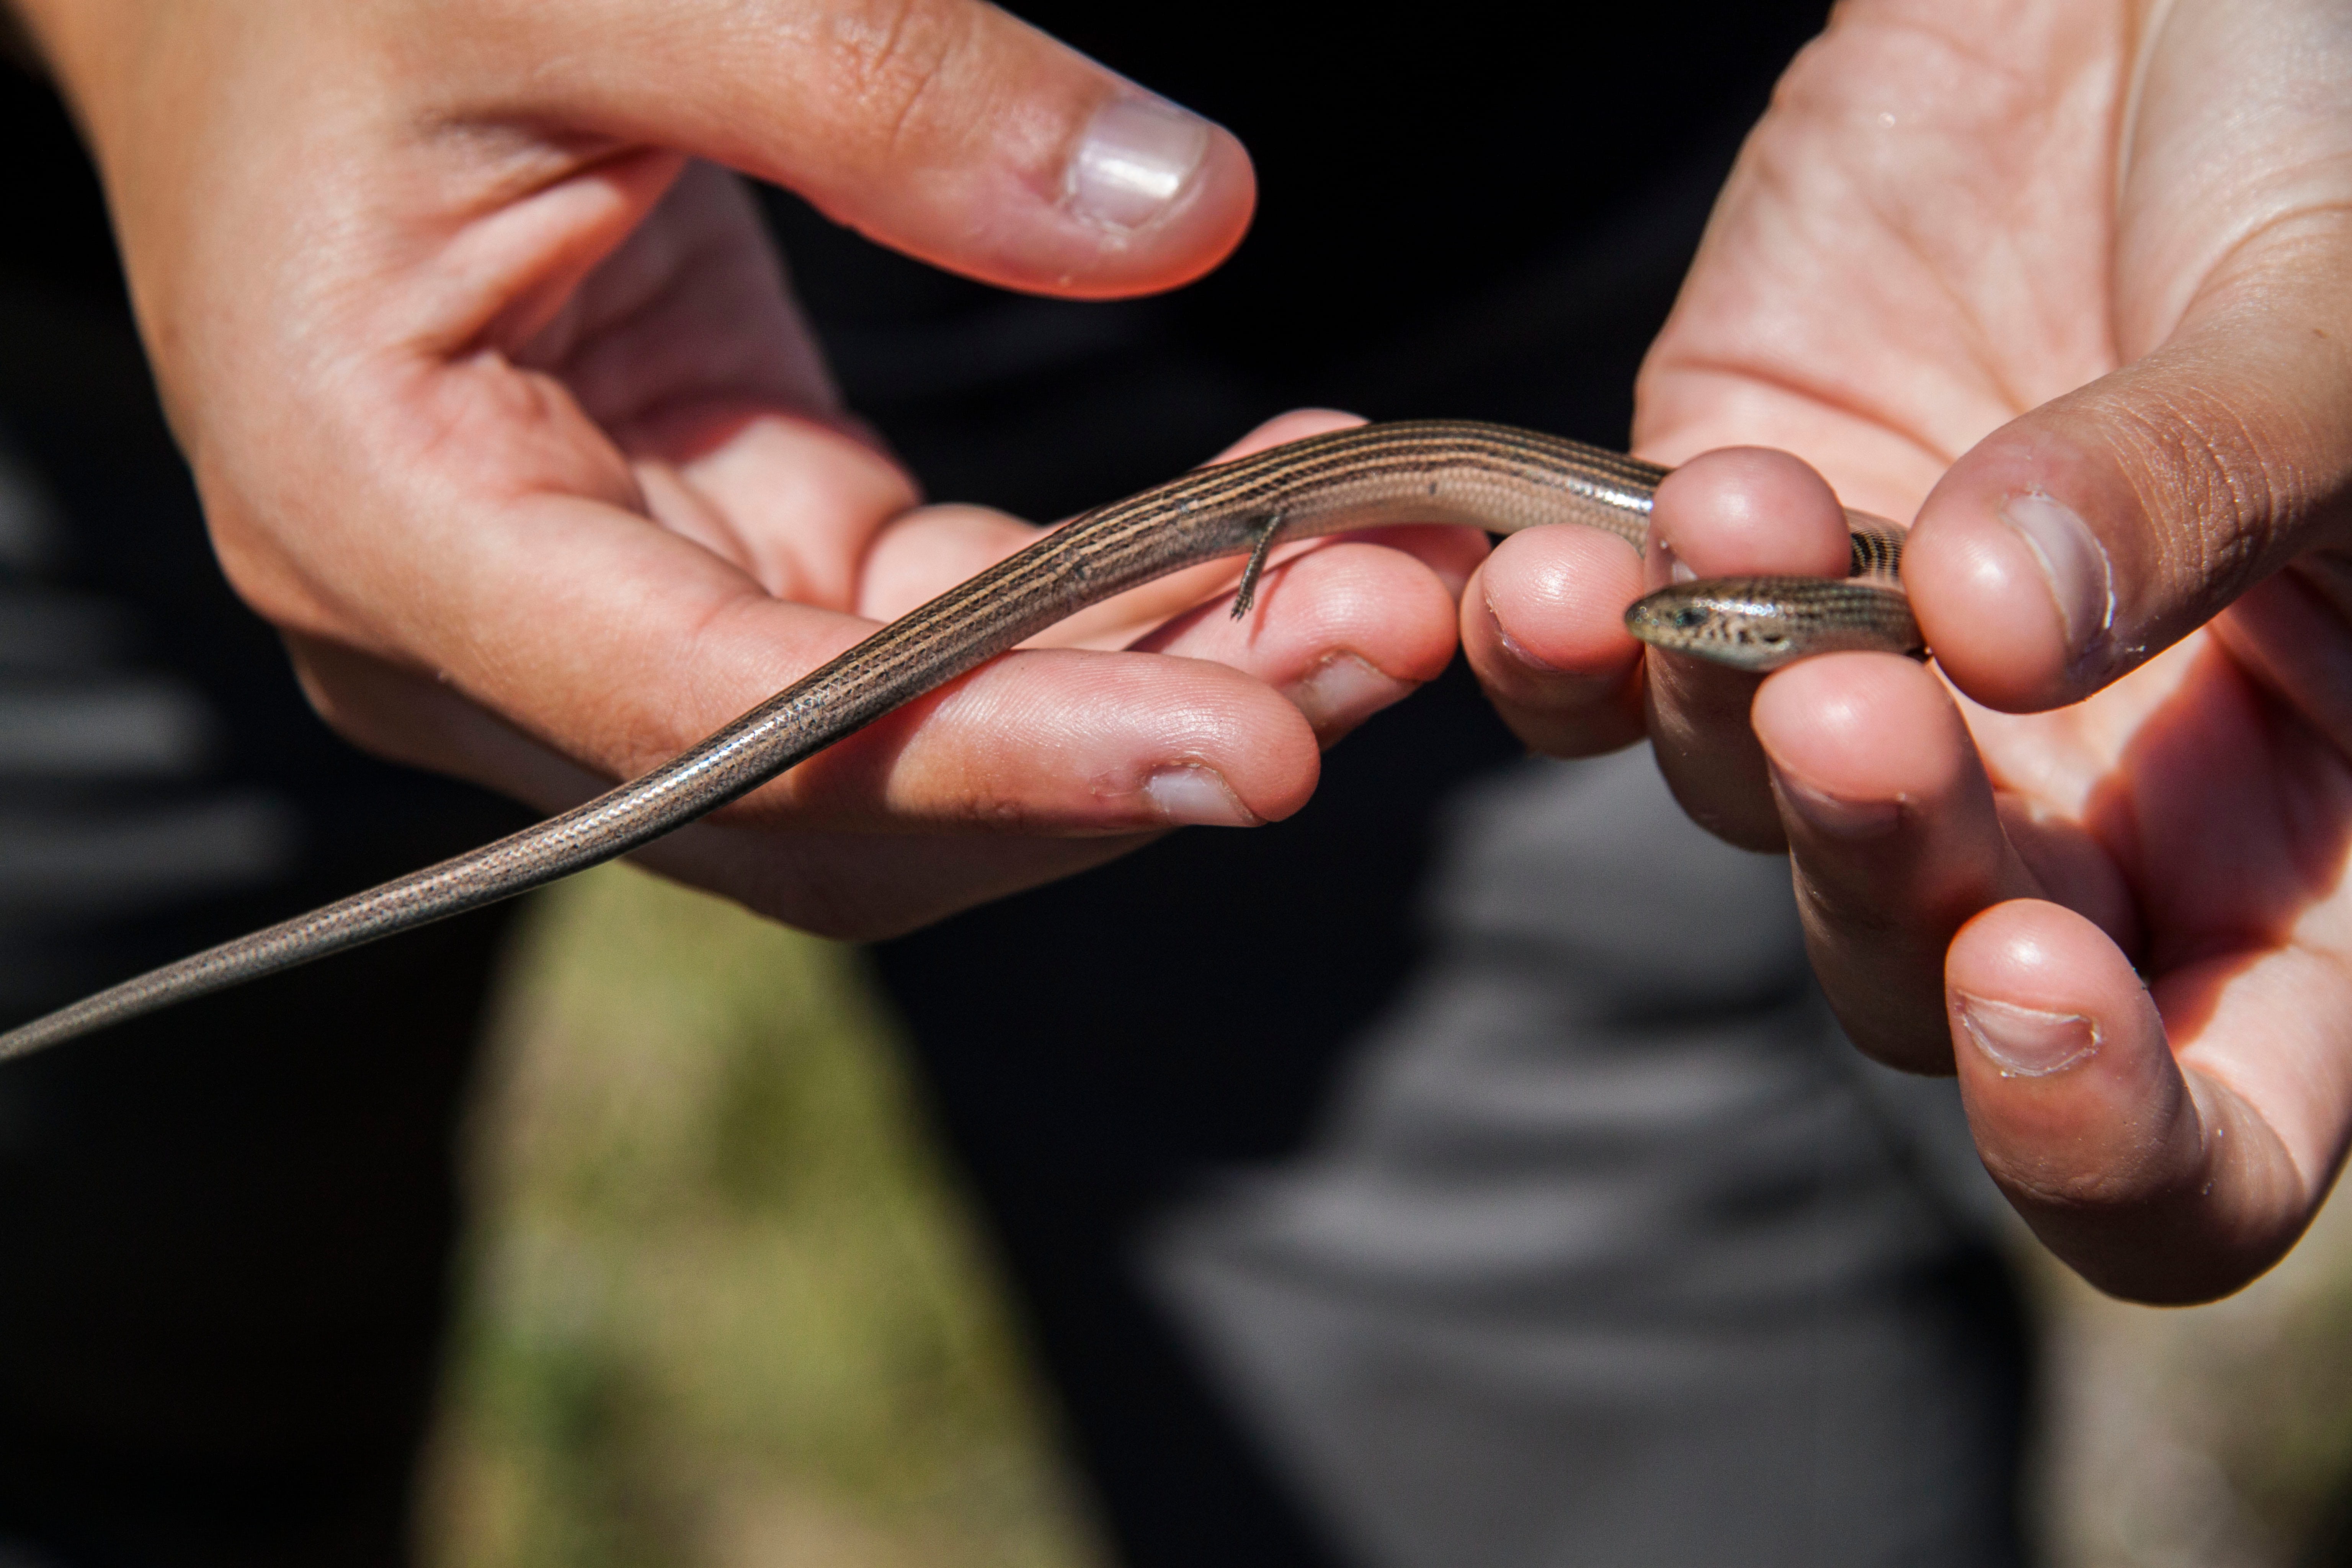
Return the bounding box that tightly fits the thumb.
[1901,0,2352,713]
[421,0,1255,299]
[1903,274,2352,711]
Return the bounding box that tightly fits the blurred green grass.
[418,865,1109,1568]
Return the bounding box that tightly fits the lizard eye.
[1673,606,1707,629]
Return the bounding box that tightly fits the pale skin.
[9,0,1486,938]
[13,0,2351,1303]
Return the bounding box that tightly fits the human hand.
[8,0,1477,938]
[1467,0,2352,1301]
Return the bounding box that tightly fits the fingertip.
[1650,630,1947,858]
[1913,275,2352,717]
[1944,900,2287,1301]
[1279,650,1417,743]
[1127,532,1458,744]
[1633,447,1859,849]
[1945,897,2189,1207]
[1337,521,1489,606]
[797,644,1327,830]
[1463,526,1648,756]
[1947,900,2162,1110]
[1479,523,1645,674]
[563,0,1261,300]
[1263,535,1463,694]
[1753,651,1968,806]
[1648,446,1851,585]
[842,90,1254,299]
[1905,430,2118,712]
[1051,96,1256,292]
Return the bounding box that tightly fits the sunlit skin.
[1469,0,2352,1302]
[10,0,1483,940]
[16,0,2352,1304]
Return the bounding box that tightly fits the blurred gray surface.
[1152,750,2018,1568]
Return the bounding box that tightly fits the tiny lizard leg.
[1230,511,1285,619]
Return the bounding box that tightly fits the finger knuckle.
[2107,385,2278,602]
[820,0,979,157]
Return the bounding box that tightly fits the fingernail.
[1998,490,2114,662]
[1478,590,1563,673]
[1283,653,1410,733]
[1143,764,1256,826]
[1651,535,1698,585]
[1495,626,1560,671]
[1770,768,1900,839]
[1065,98,1210,232]
[1953,991,2100,1077]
